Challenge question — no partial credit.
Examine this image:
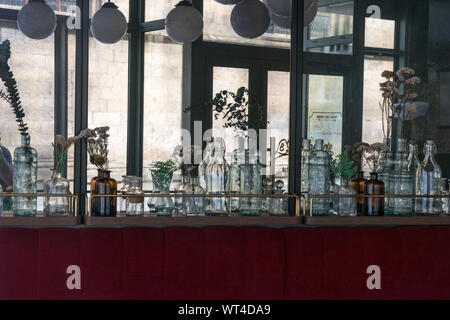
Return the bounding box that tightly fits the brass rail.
[0,193,79,217]
[88,193,305,217]
[309,194,450,217]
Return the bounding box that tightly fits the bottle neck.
[370,172,378,180]
[21,134,30,147]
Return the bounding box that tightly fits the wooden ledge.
[304,215,450,226]
[84,216,303,227]
[0,215,82,227]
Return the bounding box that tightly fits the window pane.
[143,32,183,186]
[365,17,395,49]
[267,71,290,189]
[306,0,353,55]
[67,28,76,192]
[0,20,54,190]
[212,67,249,155]
[0,0,76,13]
[145,0,178,22]
[307,74,344,155]
[362,55,395,144]
[204,1,290,48]
[88,1,129,182]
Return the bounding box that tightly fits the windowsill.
[304,215,450,226]
[0,214,81,227]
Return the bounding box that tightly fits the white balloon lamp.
[166,1,204,43]
[230,0,271,39]
[17,0,56,40]
[91,1,128,44]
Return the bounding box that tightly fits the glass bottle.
[13,134,38,216]
[301,139,311,194]
[416,141,442,215]
[199,137,213,190]
[440,178,449,215]
[364,172,385,216]
[377,138,392,215]
[150,166,175,216]
[174,168,189,215]
[334,177,357,216]
[350,171,366,215]
[239,147,263,216]
[262,177,274,216]
[204,137,230,216]
[408,141,421,213]
[390,138,414,216]
[229,134,245,214]
[309,139,330,216]
[182,165,205,216]
[119,175,133,214]
[92,170,117,217]
[125,176,144,216]
[270,180,287,216]
[44,170,70,216]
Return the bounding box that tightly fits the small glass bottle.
[416,141,442,215]
[350,171,366,215]
[92,170,117,217]
[270,180,287,216]
[364,172,385,216]
[44,170,70,216]
[182,165,205,216]
[205,137,230,216]
[125,176,144,216]
[309,139,330,216]
[13,134,38,216]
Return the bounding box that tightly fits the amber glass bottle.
[92,170,117,216]
[364,172,385,216]
[350,171,366,215]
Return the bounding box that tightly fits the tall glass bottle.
[350,171,366,215]
[13,134,38,216]
[199,137,213,190]
[408,141,421,213]
[416,140,442,215]
[309,139,330,216]
[390,138,414,216]
[182,165,205,216]
[239,147,263,216]
[377,138,392,215]
[92,170,117,217]
[364,172,385,216]
[229,134,245,214]
[205,137,230,216]
[44,170,70,216]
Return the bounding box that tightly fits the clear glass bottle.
[270,180,287,216]
[440,178,449,215]
[239,147,263,216]
[416,140,442,215]
[44,170,70,216]
[262,177,274,216]
[182,165,205,216]
[408,141,421,213]
[119,175,133,214]
[309,139,330,216]
[229,134,245,214]
[174,169,189,215]
[390,138,414,216]
[204,137,230,216]
[126,176,144,216]
[334,177,357,216]
[13,134,38,216]
[199,137,213,190]
[377,138,392,215]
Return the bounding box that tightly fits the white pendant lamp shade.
[91,1,128,44]
[166,1,204,43]
[214,0,243,4]
[230,0,271,39]
[270,11,291,29]
[17,0,56,40]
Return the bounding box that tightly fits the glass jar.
[149,167,175,216]
[204,137,230,216]
[182,165,205,216]
[239,148,263,216]
[125,176,144,216]
[350,171,366,215]
[13,134,38,216]
[270,180,287,216]
[92,170,117,217]
[416,140,442,215]
[334,177,357,216]
[44,170,70,216]
[119,175,134,214]
[364,172,385,216]
[390,138,414,216]
[309,139,330,216]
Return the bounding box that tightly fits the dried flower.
[86,127,110,170]
[396,67,415,77]
[359,142,389,173]
[405,76,421,85]
[381,70,395,79]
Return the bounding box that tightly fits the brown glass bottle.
[364,172,385,216]
[92,170,117,217]
[349,171,366,215]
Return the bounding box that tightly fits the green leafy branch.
[52,142,68,172]
[330,150,357,182]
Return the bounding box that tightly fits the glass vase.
[182,166,205,216]
[309,139,330,216]
[150,168,174,216]
[350,171,366,215]
[44,170,70,216]
[125,176,144,216]
[92,170,117,217]
[13,134,38,216]
[390,138,413,216]
[364,172,385,216]
[334,177,357,216]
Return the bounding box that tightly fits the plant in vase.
[330,150,358,216]
[85,126,117,217]
[149,160,177,216]
[359,142,389,216]
[0,40,37,216]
